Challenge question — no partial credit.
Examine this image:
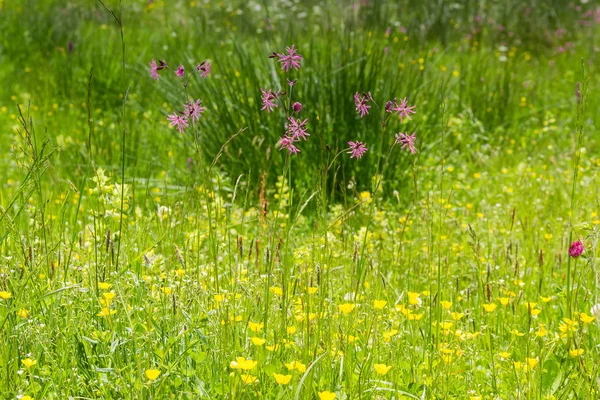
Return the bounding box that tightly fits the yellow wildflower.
[373,300,387,310]
[338,303,355,314]
[569,349,584,357]
[230,357,257,371]
[22,358,37,368]
[285,360,306,373]
[407,292,421,306]
[373,363,392,375]
[250,337,266,346]
[273,373,292,384]
[145,369,160,381]
[248,321,264,332]
[318,391,336,400]
[483,303,497,313]
[240,374,257,384]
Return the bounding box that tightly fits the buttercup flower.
[318,391,336,400]
[22,358,37,368]
[374,364,392,375]
[145,369,160,381]
[273,373,292,385]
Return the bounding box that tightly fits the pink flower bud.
[569,241,584,258]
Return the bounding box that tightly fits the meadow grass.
[0,0,600,399]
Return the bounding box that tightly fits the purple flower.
[292,102,302,113]
[276,45,303,72]
[395,132,416,154]
[387,97,416,123]
[385,101,393,113]
[287,79,297,87]
[150,59,160,80]
[260,89,278,112]
[354,92,371,118]
[347,141,368,159]
[287,117,309,141]
[68,41,74,54]
[280,136,301,154]
[569,241,584,258]
[176,65,185,77]
[167,113,189,134]
[184,99,205,122]
[197,61,211,78]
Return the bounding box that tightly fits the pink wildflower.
[276,45,303,72]
[280,136,301,154]
[388,97,416,123]
[176,65,185,77]
[287,79,297,87]
[260,89,278,112]
[197,61,211,78]
[167,113,189,134]
[150,59,160,80]
[354,92,371,118]
[569,241,584,258]
[287,117,309,141]
[347,141,368,159]
[184,99,205,122]
[395,132,417,154]
[292,102,302,113]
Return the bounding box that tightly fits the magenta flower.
[287,117,309,141]
[287,79,297,87]
[388,97,416,123]
[276,45,303,72]
[354,92,371,118]
[150,59,160,80]
[167,113,189,134]
[280,136,301,154]
[292,102,302,113]
[197,61,211,78]
[184,99,205,122]
[347,141,368,159]
[569,241,584,258]
[385,101,393,113]
[260,89,278,112]
[176,65,185,77]
[395,132,417,154]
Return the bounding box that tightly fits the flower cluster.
[167,99,205,134]
[349,92,418,160]
[149,58,211,137]
[261,45,310,155]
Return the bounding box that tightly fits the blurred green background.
[1,0,598,201]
